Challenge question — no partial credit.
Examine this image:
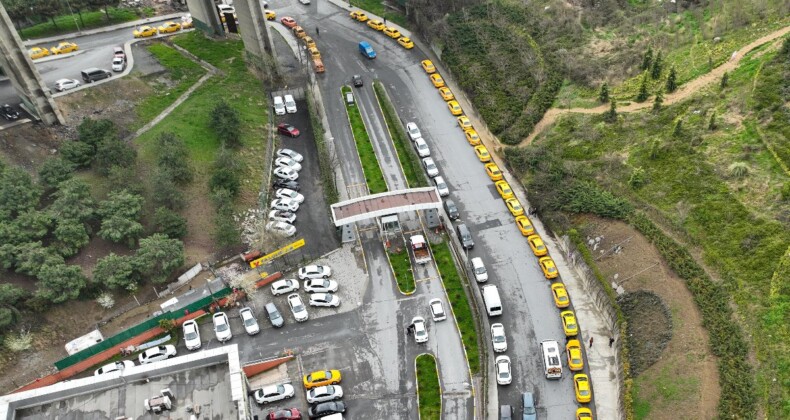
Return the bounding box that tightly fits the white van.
[471,257,488,283]
[540,340,563,379]
[284,94,297,114]
[273,96,285,115]
[481,285,502,316]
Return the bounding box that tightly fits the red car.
[280,17,297,28]
[268,408,301,420]
[277,123,300,138]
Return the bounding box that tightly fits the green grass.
[20,7,156,40]
[388,248,415,293]
[349,0,407,27]
[415,354,441,420]
[432,240,480,374]
[131,44,206,131]
[372,82,427,188]
[341,86,388,194]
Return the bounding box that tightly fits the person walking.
[609,337,615,347]
[316,27,320,36]
[589,336,594,348]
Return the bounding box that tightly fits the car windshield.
[438,182,446,189]
[524,405,536,414]
[216,319,228,331]
[494,334,505,343]
[475,266,486,274]
[293,303,304,312]
[244,317,256,327]
[185,328,197,340]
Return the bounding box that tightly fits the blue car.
[359,41,376,59]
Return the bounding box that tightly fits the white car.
[271,198,300,212]
[182,319,201,350]
[303,278,338,293]
[275,188,304,203]
[275,156,302,172]
[406,122,422,141]
[271,279,299,296]
[491,323,508,352]
[422,157,439,177]
[273,95,286,116]
[434,176,449,197]
[217,4,236,15]
[298,0,311,4]
[94,360,134,376]
[239,307,260,335]
[269,209,296,224]
[213,312,232,342]
[254,383,295,404]
[266,221,296,237]
[138,345,177,364]
[471,257,488,283]
[306,385,343,404]
[273,166,299,181]
[287,293,309,322]
[414,138,430,157]
[298,265,332,279]
[276,148,303,162]
[309,293,341,307]
[495,355,512,385]
[412,316,428,343]
[429,298,446,321]
[54,78,80,92]
[111,57,126,72]
[284,94,297,113]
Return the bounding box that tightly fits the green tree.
[50,178,95,223]
[53,219,90,257]
[151,169,185,210]
[0,167,42,220]
[14,210,53,243]
[98,215,144,247]
[94,138,137,176]
[154,207,188,239]
[214,202,239,247]
[665,66,677,93]
[32,0,64,29]
[93,253,138,291]
[107,165,144,195]
[0,283,29,330]
[604,100,617,123]
[60,140,95,167]
[720,71,729,89]
[598,82,609,103]
[35,263,86,303]
[38,157,75,189]
[641,45,653,71]
[708,111,717,130]
[98,189,144,220]
[15,241,65,277]
[653,91,664,111]
[209,148,241,197]
[78,118,116,148]
[0,243,17,270]
[155,132,193,184]
[673,119,684,137]
[651,50,663,79]
[133,234,184,284]
[636,75,649,102]
[209,100,242,148]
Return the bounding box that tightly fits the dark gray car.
[457,223,474,249]
[444,199,459,220]
[522,392,537,420]
[265,302,284,328]
[500,404,513,420]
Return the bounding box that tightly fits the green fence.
[54,287,231,371]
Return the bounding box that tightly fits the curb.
[22,13,187,46]
[30,49,86,64]
[414,352,442,420]
[340,85,384,195]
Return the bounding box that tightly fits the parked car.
[352,74,363,87]
[133,25,157,38]
[495,355,512,385]
[239,307,260,335]
[303,370,342,390]
[254,383,295,404]
[288,293,309,322]
[276,148,303,162]
[412,316,428,343]
[397,36,414,49]
[273,95,286,115]
[406,122,422,141]
[29,46,50,59]
[284,94,297,113]
[213,311,233,342]
[271,198,300,212]
[51,41,78,54]
[280,17,297,28]
[298,265,331,279]
[574,374,591,403]
[306,385,343,404]
[273,166,299,181]
[429,298,446,321]
[434,176,449,197]
[308,401,346,419]
[491,323,508,352]
[54,78,80,92]
[309,293,341,307]
[275,188,304,203]
[273,178,300,191]
[138,345,177,364]
[266,221,296,237]
[269,209,297,224]
[422,157,439,177]
[277,123,301,137]
[414,138,430,157]
[303,278,338,293]
[94,360,134,376]
[182,319,201,350]
[265,302,284,328]
[471,257,488,282]
[500,405,513,420]
[271,279,299,296]
[444,199,459,220]
[522,392,537,420]
[268,408,301,420]
[157,21,181,34]
[0,104,20,121]
[111,56,126,72]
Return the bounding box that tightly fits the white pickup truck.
[410,235,432,265]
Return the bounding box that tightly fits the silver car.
[306,385,344,404]
[55,78,80,92]
[406,122,422,141]
[271,198,299,212]
[213,312,232,342]
[491,323,508,352]
[287,293,309,322]
[266,221,296,237]
[182,319,201,350]
[414,138,430,157]
[254,383,295,404]
[303,278,338,293]
[271,279,299,296]
[434,176,449,197]
[422,157,439,177]
[309,293,341,307]
[276,148,303,162]
[239,307,260,335]
[429,298,446,321]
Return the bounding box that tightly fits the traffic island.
[415,353,441,420]
[341,86,388,194]
[386,248,416,294]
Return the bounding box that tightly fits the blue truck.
[359,41,376,59]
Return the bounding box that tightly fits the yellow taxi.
[527,234,547,256]
[397,36,414,49]
[421,60,436,74]
[576,407,593,420]
[157,21,181,34]
[506,198,524,216]
[474,145,491,162]
[350,11,369,22]
[515,215,534,236]
[51,42,78,54]
[495,180,514,200]
[181,19,194,29]
[293,25,306,39]
[457,115,473,131]
[303,369,342,389]
[383,27,401,39]
[551,282,570,308]
[539,256,558,279]
[485,163,503,181]
[447,100,463,115]
[29,47,50,59]
[438,87,454,101]
[465,129,481,145]
[561,310,579,337]
[430,73,445,88]
[566,339,584,371]
[309,47,321,59]
[303,36,316,49]
[133,25,157,38]
[265,10,276,20]
[574,373,592,403]
[367,19,385,31]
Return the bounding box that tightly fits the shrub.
[155,132,193,185]
[209,99,242,148]
[555,181,633,219]
[38,157,75,189]
[94,137,137,176]
[209,148,241,197]
[96,293,115,309]
[60,140,95,167]
[154,207,188,239]
[728,162,749,178]
[78,118,116,148]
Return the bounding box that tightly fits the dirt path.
[519,25,790,146]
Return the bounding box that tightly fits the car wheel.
[331,381,338,385]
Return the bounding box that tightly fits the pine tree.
[665,66,677,93]
[641,46,653,71]
[653,91,663,111]
[651,51,663,79]
[672,119,683,137]
[599,83,609,103]
[636,76,649,102]
[708,111,717,130]
[720,71,729,89]
[604,100,617,123]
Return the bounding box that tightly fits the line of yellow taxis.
[349,10,414,50]
[133,21,184,38]
[418,59,594,420]
[29,41,79,60]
